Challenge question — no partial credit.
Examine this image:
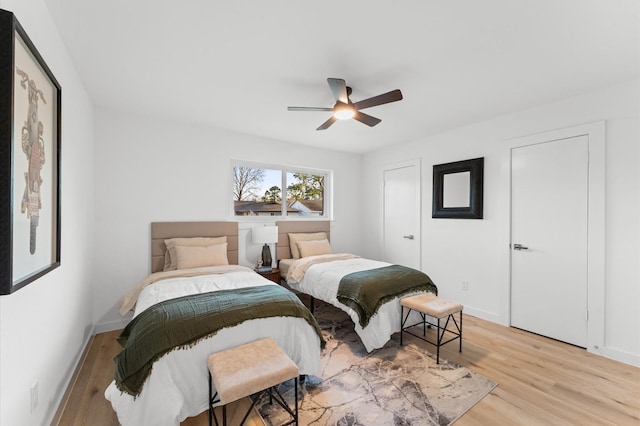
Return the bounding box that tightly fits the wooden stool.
[207,338,299,426]
[400,293,463,364]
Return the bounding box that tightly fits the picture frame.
[432,157,483,219]
[0,9,61,294]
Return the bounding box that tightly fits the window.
[232,162,330,218]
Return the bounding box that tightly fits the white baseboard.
[49,326,95,425]
[95,316,130,333]
[462,305,502,324]
[595,346,640,368]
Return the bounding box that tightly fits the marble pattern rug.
[257,303,497,425]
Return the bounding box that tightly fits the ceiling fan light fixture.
[287,78,403,130]
[334,104,355,120]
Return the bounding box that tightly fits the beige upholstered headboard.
[275,221,330,261]
[150,222,239,272]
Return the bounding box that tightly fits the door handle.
[513,243,529,250]
[403,235,415,240]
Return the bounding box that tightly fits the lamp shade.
[252,226,278,244]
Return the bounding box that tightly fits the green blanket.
[114,285,324,397]
[337,264,438,328]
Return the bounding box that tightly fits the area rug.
[257,302,497,425]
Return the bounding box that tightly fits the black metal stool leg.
[400,306,404,346]
[436,317,441,364]
[223,405,227,426]
[294,376,299,425]
[208,374,220,426]
[459,311,463,352]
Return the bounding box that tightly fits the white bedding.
[285,255,427,352]
[105,268,321,426]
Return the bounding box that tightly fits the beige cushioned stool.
[400,293,463,364]
[207,338,299,426]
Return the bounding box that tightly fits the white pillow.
[297,239,332,257]
[174,243,229,269]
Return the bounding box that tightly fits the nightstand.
[256,268,281,284]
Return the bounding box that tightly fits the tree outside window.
[232,165,327,217]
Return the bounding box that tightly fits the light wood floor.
[54,328,264,426]
[55,310,639,425]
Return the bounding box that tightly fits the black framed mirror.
[432,157,484,219]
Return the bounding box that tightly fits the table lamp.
[252,225,278,270]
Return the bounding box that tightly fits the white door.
[510,135,588,347]
[383,161,421,269]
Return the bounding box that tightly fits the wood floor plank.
[56,313,640,425]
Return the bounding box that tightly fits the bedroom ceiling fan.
[287,78,403,130]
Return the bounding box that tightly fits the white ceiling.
[43,0,639,154]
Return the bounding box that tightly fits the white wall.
[362,79,640,366]
[93,107,363,331]
[0,1,95,425]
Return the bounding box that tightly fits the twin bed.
[276,221,437,352]
[105,221,437,425]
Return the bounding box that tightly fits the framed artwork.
[0,9,61,294]
[432,157,483,219]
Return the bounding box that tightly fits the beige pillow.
[288,232,328,259]
[297,239,332,258]
[163,236,227,271]
[174,243,229,270]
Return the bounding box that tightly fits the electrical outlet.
[461,281,469,291]
[30,381,38,413]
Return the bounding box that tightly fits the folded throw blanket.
[337,265,438,328]
[114,285,324,397]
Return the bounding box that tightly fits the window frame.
[230,160,333,221]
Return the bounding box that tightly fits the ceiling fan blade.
[352,111,381,127]
[327,78,349,103]
[316,116,337,130]
[288,106,333,111]
[353,89,403,110]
